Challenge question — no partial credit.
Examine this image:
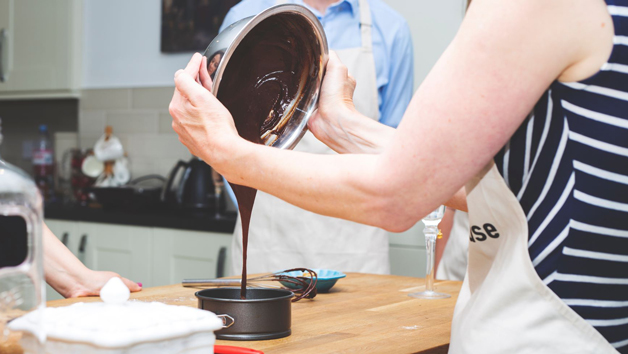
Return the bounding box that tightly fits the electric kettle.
[161,157,222,211]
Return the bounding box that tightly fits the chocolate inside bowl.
[196,287,294,341]
[203,4,328,149]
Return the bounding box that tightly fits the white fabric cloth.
[230,0,389,275]
[450,163,618,353]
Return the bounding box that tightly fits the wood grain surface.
[2,273,461,354]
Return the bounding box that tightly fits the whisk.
[182,268,318,302]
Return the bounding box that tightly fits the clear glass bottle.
[0,118,45,352]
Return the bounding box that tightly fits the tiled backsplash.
[79,87,192,179]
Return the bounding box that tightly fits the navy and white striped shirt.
[495,1,628,351]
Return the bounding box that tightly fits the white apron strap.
[357,0,373,51]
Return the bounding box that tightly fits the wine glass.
[409,205,450,299]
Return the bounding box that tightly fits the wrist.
[206,133,255,184]
[46,263,91,298]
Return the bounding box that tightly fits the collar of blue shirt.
[299,0,358,19]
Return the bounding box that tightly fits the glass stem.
[424,226,438,293]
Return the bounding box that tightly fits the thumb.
[121,277,142,292]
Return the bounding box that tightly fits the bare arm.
[44,223,141,298]
[170,0,611,232]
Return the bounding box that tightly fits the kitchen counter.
[4,273,461,354]
[44,202,237,233]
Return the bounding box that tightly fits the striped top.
[494,1,628,351]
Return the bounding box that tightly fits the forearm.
[218,137,461,232]
[43,224,90,298]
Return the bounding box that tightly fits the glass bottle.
[0,118,46,352]
[32,124,55,203]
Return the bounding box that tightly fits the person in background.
[43,223,141,297]
[220,0,414,275]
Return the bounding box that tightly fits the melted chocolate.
[215,14,317,299]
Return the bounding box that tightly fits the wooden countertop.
[3,273,461,354]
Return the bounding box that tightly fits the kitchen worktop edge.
[44,203,237,233]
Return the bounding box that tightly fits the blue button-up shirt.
[220,0,414,127]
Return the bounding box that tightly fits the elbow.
[377,203,418,233]
[368,185,418,233]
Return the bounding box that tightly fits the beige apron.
[231,0,387,275]
[451,162,618,352]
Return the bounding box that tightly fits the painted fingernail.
[137,282,143,288]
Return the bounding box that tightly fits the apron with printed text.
[450,162,618,353]
[230,0,388,275]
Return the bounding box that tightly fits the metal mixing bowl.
[202,4,328,150]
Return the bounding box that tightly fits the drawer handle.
[61,232,69,246]
[78,234,87,253]
[0,28,8,83]
[216,246,227,278]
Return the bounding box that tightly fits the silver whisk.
[182,268,318,302]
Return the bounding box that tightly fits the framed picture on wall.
[161,0,241,53]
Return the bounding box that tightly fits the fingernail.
[175,70,183,77]
[137,282,143,288]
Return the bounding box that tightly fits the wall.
[78,87,191,179]
[82,0,191,89]
[385,0,466,88]
[82,0,466,90]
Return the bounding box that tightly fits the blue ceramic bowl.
[278,269,346,293]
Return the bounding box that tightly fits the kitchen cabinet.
[79,223,153,287]
[388,222,427,278]
[46,219,80,255]
[152,229,232,287]
[0,0,82,99]
[43,219,233,299]
[0,1,11,84]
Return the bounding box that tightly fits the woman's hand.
[169,53,241,170]
[64,271,141,298]
[308,52,395,154]
[307,52,358,148]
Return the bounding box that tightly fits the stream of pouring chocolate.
[215,16,310,299]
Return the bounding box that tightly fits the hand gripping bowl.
[202,4,329,149]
